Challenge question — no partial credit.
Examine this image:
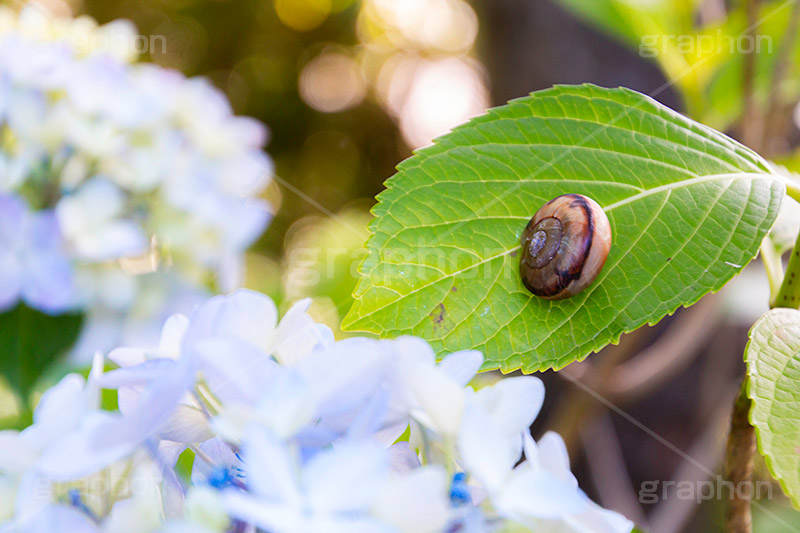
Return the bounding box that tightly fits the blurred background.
[6,0,800,530]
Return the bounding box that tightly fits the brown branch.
[724,382,756,533]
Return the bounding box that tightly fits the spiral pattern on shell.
[519,194,612,300]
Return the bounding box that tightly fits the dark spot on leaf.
[451,286,457,292]
[510,250,518,258]
[667,257,672,261]
[431,303,446,325]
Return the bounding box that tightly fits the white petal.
[159,439,188,467]
[184,290,277,353]
[191,336,278,405]
[252,369,317,439]
[457,401,516,492]
[223,492,303,532]
[408,365,466,436]
[373,466,449,533]
[36,412,135,480]
[564,503,635,533]
[30,374,86,442]
[55,177,123,234]
[474,376,545,435]
[70,220,147,261]
[21,248,76,314]
[536,431,575,484]
[295,342,386,427]
[272,298,333,365]
[107,347,148,368]
[386,442,421,474]
[304,442,388,513]
[20,504,99,533]
[391,336,436,367]
[495,468,589,522]
[240,428,301,504]
[159,314,190,356]
[160,404,214,443]
[437,350,483,386]
[0,431,36,473]
[98,359,176,388]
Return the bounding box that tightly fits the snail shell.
[519,194,612,300]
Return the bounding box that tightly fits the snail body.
[519,194,611,300]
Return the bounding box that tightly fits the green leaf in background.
[343,84,783,372]
[706,0,800,130]
[0,304,83,403]
[552,0,799,129]
[552,0,646,46]
[746,308,800,508]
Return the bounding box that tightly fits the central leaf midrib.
[389,140,758,209]
[352,172,772,327]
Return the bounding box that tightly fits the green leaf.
[705,1,800,131]
[343,84,783,372]
[553,0,644,46]
[0,304,83,402]
[746,307,800,508]
[551,0,697,52]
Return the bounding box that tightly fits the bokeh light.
[299,50,367,113]
[360,0,479,53]
[381,56,489,148]
[274,0,332,32]
[355,0,489,147]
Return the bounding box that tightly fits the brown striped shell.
[519,194,612,300]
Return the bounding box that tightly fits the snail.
[519,194,612,300]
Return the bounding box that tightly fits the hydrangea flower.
[0,290,634,532]
[0,193,75,313]
[0,5,272,360]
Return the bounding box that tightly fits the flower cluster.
[0,5,272,358]
[0,290,633,533]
